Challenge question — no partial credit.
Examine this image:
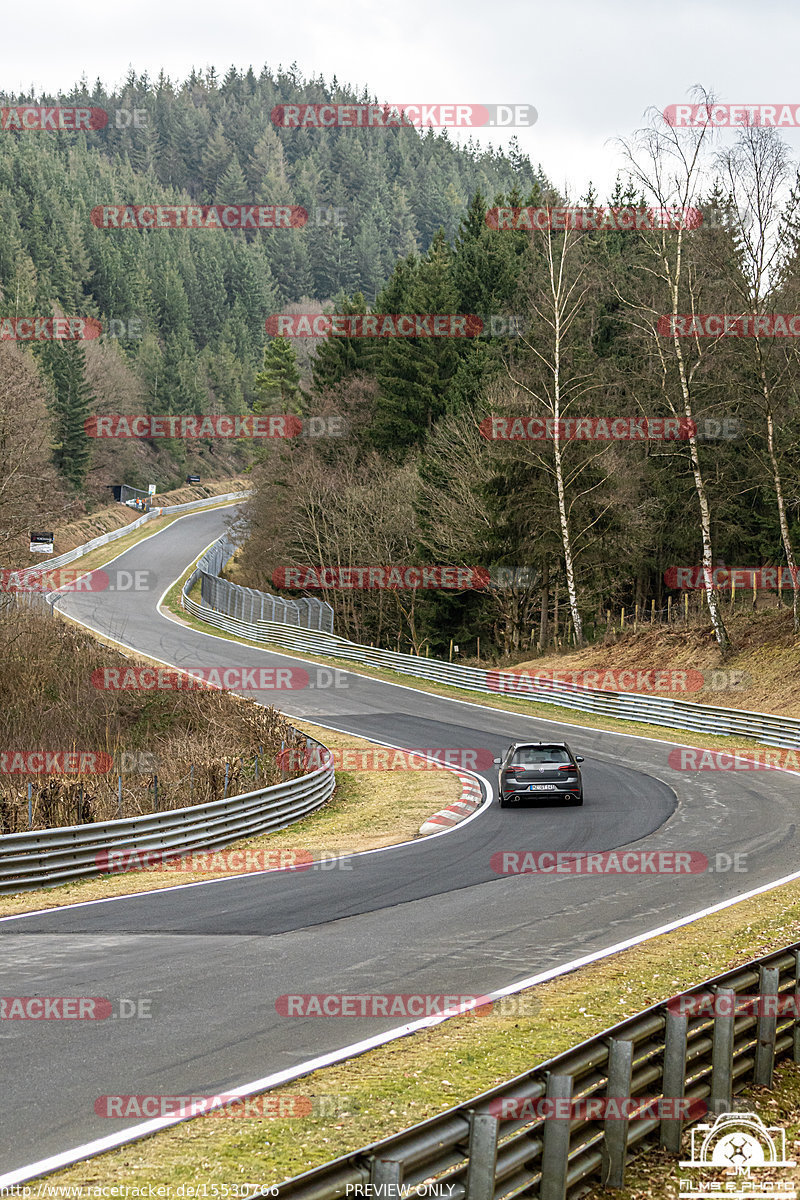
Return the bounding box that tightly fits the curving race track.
[2,505,799,1179]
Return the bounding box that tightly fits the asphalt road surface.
[2,506,798,1176]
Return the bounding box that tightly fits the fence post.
[794,951,800,1064]
[254,755,259,785]
[465,1111,499,1200]
[684,593,689,621]
[540,1073,572,1200]
[189,762,194,801]
[668,594,672,623]
[369,1158,401,1198]
[117,775,122,817]
[223,761,230,798]
[153,774,158,813]
[710,987,736,1112]
[602,1039,633,1187]
[27,782,32,829]
[661,1008,688,1153]
[754,967,780,1087]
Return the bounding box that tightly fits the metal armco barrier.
[183,541,800,751]
[185,536,334,633]
[0,743,334,894]
[274,944,800,1200]
[22,489,249,580]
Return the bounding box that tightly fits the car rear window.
[512,746,572,764]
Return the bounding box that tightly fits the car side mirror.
[575,756,584,763]
[493,757,502,765]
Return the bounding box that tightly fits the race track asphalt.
[2,506,797,1176]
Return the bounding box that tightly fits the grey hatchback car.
[494,741,585,807]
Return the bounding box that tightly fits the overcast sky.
[3,0,800,196]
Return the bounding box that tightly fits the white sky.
[3,0,800,196]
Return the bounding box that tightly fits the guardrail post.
[754,967,780,1087]
[465,1111,499,1200]
[369,1157,402,1198]
[540,1073,572,1200]
[710,987,736,1112]
[661,1008,688,1153]
[602,1039,633,1187]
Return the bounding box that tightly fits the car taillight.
[558,764,577,770]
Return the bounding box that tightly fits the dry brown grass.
[0,606,299,832]
[0,718,461,915]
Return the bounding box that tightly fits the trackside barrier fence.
[274,943,800,1200]
[0,736,334,894]
[186,536,334,633]
[183,541,800,750]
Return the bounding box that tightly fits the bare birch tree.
[617,90,731,652]
[718,125,800,634]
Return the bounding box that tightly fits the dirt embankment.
[18,478,249,566]
[502,609,800,719]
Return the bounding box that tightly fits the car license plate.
[530,783,558,790]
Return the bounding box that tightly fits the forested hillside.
[0,66,544,533]
[2,72,800,663]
